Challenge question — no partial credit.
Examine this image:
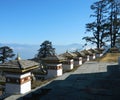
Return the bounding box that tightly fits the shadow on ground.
[17,64,120,100]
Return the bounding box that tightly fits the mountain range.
[0,43,83,59]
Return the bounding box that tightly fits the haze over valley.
[0,43,83,59]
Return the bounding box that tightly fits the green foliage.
[83,0,108,49]
[107,0,120,47]
[83,0,120,49]
[36,40,55,59]
[0,46,15,63]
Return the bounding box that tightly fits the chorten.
[41,55,63,79]
[0,55,39,94]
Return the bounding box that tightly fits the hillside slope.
[98,53,120,62]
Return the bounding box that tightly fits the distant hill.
[54,43,83,54]
[0,43,83,59]
[0,43,39,60]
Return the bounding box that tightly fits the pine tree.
[83,0,120,49]
[83,0,108,48]
[107,0,120,47]
[0,46,15,63]
[36,40,55,59]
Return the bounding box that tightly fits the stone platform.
[5,61,120,100]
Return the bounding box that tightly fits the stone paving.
[5,61,120,100]
[40,61,120,100]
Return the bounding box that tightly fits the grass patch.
[31,78,54,89]
[98,53,120,62]
[0,81,5,85]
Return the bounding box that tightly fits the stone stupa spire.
[15,53,21,60]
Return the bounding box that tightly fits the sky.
[0,0,97,45]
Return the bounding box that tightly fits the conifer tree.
[83,0,108,48]
[107,0,120,47]
[0,46,15,63]
[36,40,55,59]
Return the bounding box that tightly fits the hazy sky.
[0,0,97,45]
